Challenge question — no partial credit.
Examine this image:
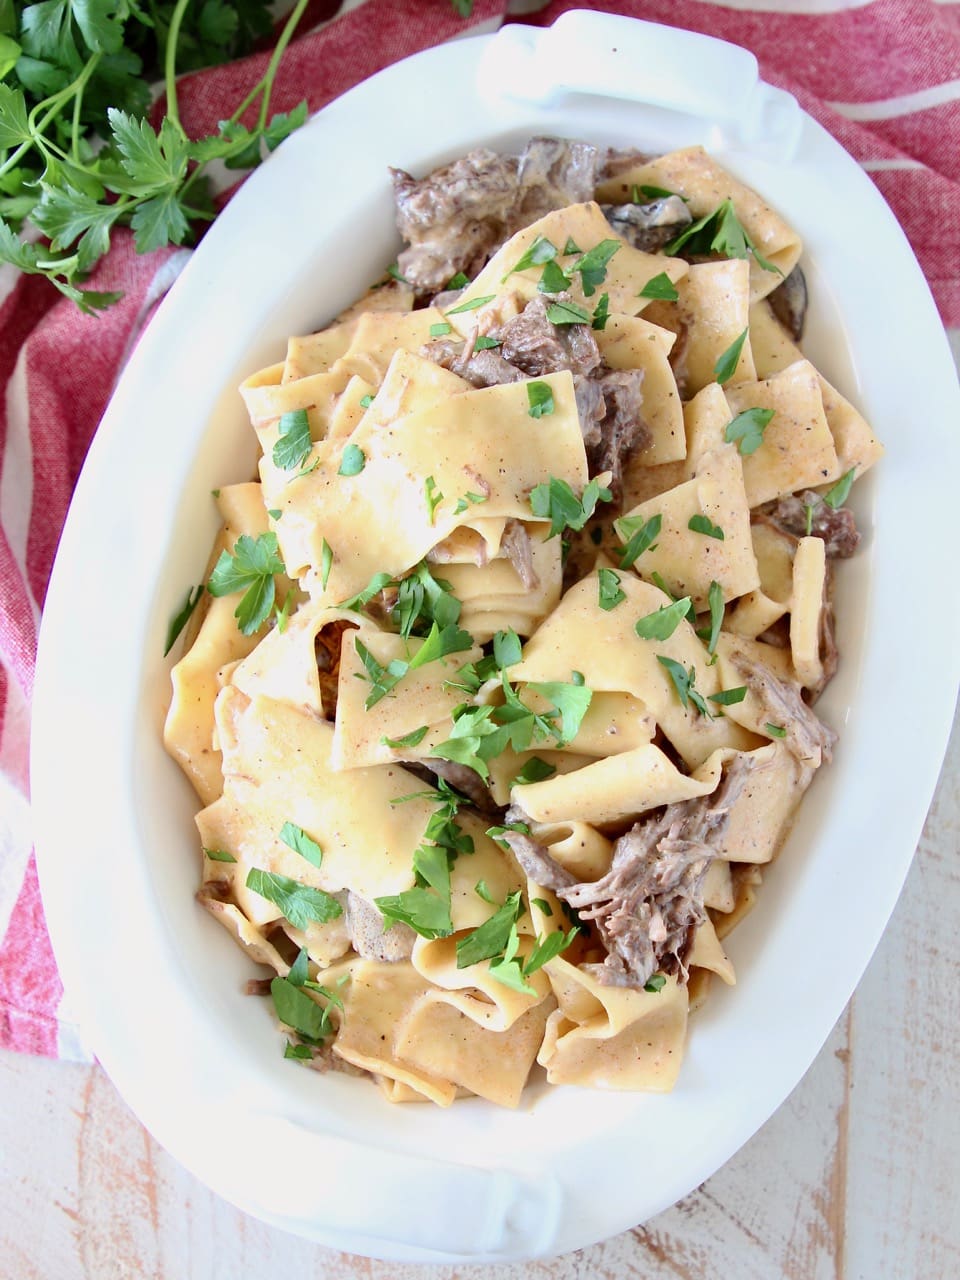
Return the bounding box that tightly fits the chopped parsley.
[696,580,725,656]
[724,406,775,455]
[708,686,747,706]
[511,756,557,787]
[504,234,558,278]
[634,597,692,641]
[207,532,286,635]
[429,320,452,337]
[320,538,333,591]
[473,335,501,351]
[766,722,788,738]
[545,297,592,325]
[338,443,365,476]
[616,512,662,568]
[598,566,626,611]
[656,656,713,717]
[164,583,202,656]
[272,408,313,472]
[380,725,430,749]
[245,869,342,929]
[638,272,679,302]
[424,475,444,523]
[823,467,856,509]
[530,476,612,538]
[714,327,749,385]
[664,197,781,275]
[527,380,555,418]
[569,238,621,296]
[591,291,610,330]
[445,293,496,315]
[644,973,667,993]
[278,821,323,868]
[688,514,725,540]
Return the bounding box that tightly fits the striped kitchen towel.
[1,0,957,1058]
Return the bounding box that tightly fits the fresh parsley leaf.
[338,443,365,477]
[597,566,626,611]
[487,925,537,995]
[708,686,748,705]
[271,976,330,1040]
[387,262,408,283]
[354,637,408,709]
[207,532,285,635]
[696,580,725,656]
[688,514,725,540]
[530,476,612,538]
[454,489,488,514]
[429,320,452,337]
[406,621,474,672]
[381,726,430,749]
[636,184,685,202]
[531,896,553,916]
[538,258,571,294]
[766,722,788,738]
[456,891,523,968]
[616,512,662,568]
[714,327,748,385]
[246,869,342,929]
[525,680,593,746]
[639,271,679,302]
[634,597,692,641]
[279,822,323,868]
[823,467,856,509]
[570,238,621,296]
[724,407,775,455]
[527,380,555,418]
[320,538,333,592]
[664,197,781,275]
[273,408,312,471]
[284,1041,314,1060]
[473,335,500,351]
[591,291,610,330]
[511,756,557,786]
[657,656,696,710]
[374,884,452,939]
[493,627,523,668]
[644,973,667,993]
[545,297,592,325]
[359,393,375,409]
[523,926,579,975]
[424,475,443,523]
[562,236,581,255]
[445,293,495,315]
[338,570,394,612]
[446,270,470,289]
[504,234,557,278]
[203,847,236,863]
[164,583,202,655]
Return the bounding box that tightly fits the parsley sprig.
[0,0,311,310]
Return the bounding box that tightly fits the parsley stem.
[0,55,103,182]
[164,0,191,139]
[228,0,312,130]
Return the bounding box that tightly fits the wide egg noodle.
[644,259,757,397]
[436,531,562,642]
[593,314,686,466]
[446,201,688,331]
[283,370,587,600]
[510,570,758,770]
[164,482,280,805]
[537,957,689,1091]
[595,145,802,300]
[725,360,842,506]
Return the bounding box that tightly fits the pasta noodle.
[164,137,882,1106]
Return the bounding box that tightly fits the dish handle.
[480,11,801,160]
[237,1114,565,1260]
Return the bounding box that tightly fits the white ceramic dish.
[31,12,960,1263]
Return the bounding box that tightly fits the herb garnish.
[634,597,693,641]
[688,514,725,540]
[338,443,365,477]
[724,406,775,455]
[639,272,680,302]
[273,409,313,472]
[164,583,202,655]
[424,475,444,523]
[246,869,342,928]
[207,532,286,635]
[823,467,856,509]
[616,512,662,568]
[278,821,323,868]
[530,476,612,538]
[597,566,626,611]
[656,656,713,717]
[714,327,749,385]
[504,234,558,278]
[445,293,496,315]
[527,380,555,418]
[664,197,781,275]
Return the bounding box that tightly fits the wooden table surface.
[2,696,957,1280]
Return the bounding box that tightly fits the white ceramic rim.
[31,12,960,1264]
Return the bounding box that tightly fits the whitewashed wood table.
[2,697,957,1280]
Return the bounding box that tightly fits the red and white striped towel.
[2,0,957,1059]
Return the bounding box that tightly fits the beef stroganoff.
[163,139,883,1107]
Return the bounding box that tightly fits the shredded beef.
[315,620,358,719]
[345,891,415,962]
[599,147,653,180]
[500,518,539,590]
[512,136,601,227]
[498,293,602,377]
[391,148,519,295]
[422,336,524,388]
[753,491,860,558]
[506,756,761,989]
[731,653,837,767]
[579,368,649,499]
[601,196,692,253]
[768,264,808,342]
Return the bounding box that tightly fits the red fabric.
[0,0,957,1057]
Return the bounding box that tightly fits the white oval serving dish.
[31,11,960,1263]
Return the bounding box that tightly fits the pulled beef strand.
[498,293,602,377]
[391,148,519,295]
[391,138,601,298]
[753,491,860,558]
[500,518,540,590]
[768,264,808,342]
[505,756,761,990]
[345,891,415,962]
[732,653,837,768]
